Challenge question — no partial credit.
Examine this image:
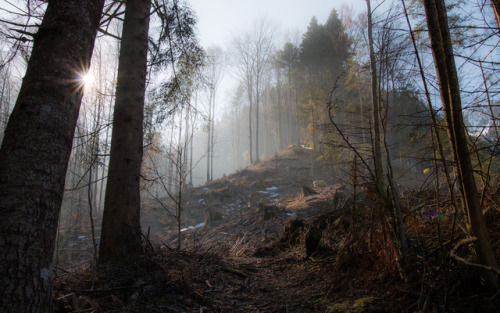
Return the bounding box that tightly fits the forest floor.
[53,145,500,312]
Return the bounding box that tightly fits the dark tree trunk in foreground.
[98,0,152,263]
[423,0,499,288]
[0,1,104,312]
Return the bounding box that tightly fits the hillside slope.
[54,145,500,312]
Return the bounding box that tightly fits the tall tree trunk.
[0,1,104,311]
[184,102,190,176]
[206,88,212,182]
[277,80,283,150]
[366,0,385,195]
[236,109,241,169]
[210,91,215,180]
[167,120,175,192]
[255,84,260,162]
[98,0,151,264]
[423,0,499,288]
[492,0,500,30]
[176,107,184,192]
[248,90,254,164]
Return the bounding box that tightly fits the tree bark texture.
[0,1,104,312]
[98,0,152,264]
[423,0,499,288]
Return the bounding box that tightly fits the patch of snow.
[181,222,205,232]
[77,235,86,240]
[269,193,279,198]
[257,191,269,194]
[198,198,205,203]
[287,213,298,218]
[203,187,210,191]
[266,186,278,191]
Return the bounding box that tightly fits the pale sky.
[187,0,367,111]
[188,0,367,48]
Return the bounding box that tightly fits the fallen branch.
[450,237,500,275]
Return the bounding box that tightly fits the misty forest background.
[1,0,500,284]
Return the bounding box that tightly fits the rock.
[256,203,281,222]
[305,227,322,257]
[333,215,351,233]
[205,208,223,225]
[301,185,317,197]
[279,218,305,245]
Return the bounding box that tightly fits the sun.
[83,73,94,86]
[75,68,96,92]
[81,72,95,88]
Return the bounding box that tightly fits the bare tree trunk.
[206,88,212,182]
[175,107,184,192]
[190,94,196,186]
[401,0,456,204]
[184,102,190,177]
[99,0,152,264]
[248,91,254,164]
[491,0,500,30]
[236,108,241,169]
[255,80,260,162]
[168,120,175,192]
[0,1,104,311]
[277,79,283,150]
[366,0,385,195]
[423,0,499,288]
[210,92,215,180]
[263,88,269,157]
[0,70,8,134]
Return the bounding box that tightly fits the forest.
[0,0,500,312]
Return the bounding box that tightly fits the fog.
[1,0,498,267]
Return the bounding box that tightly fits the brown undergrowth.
[53,146,500,312]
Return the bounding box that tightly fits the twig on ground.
[450,236,500,275]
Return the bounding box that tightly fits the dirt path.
[197,254,337,312]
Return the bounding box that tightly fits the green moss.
[326,302,351,313]
[326,297,376,313]
[223,266,250,278]
[352,297,375,310]
[261,235,274,244]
